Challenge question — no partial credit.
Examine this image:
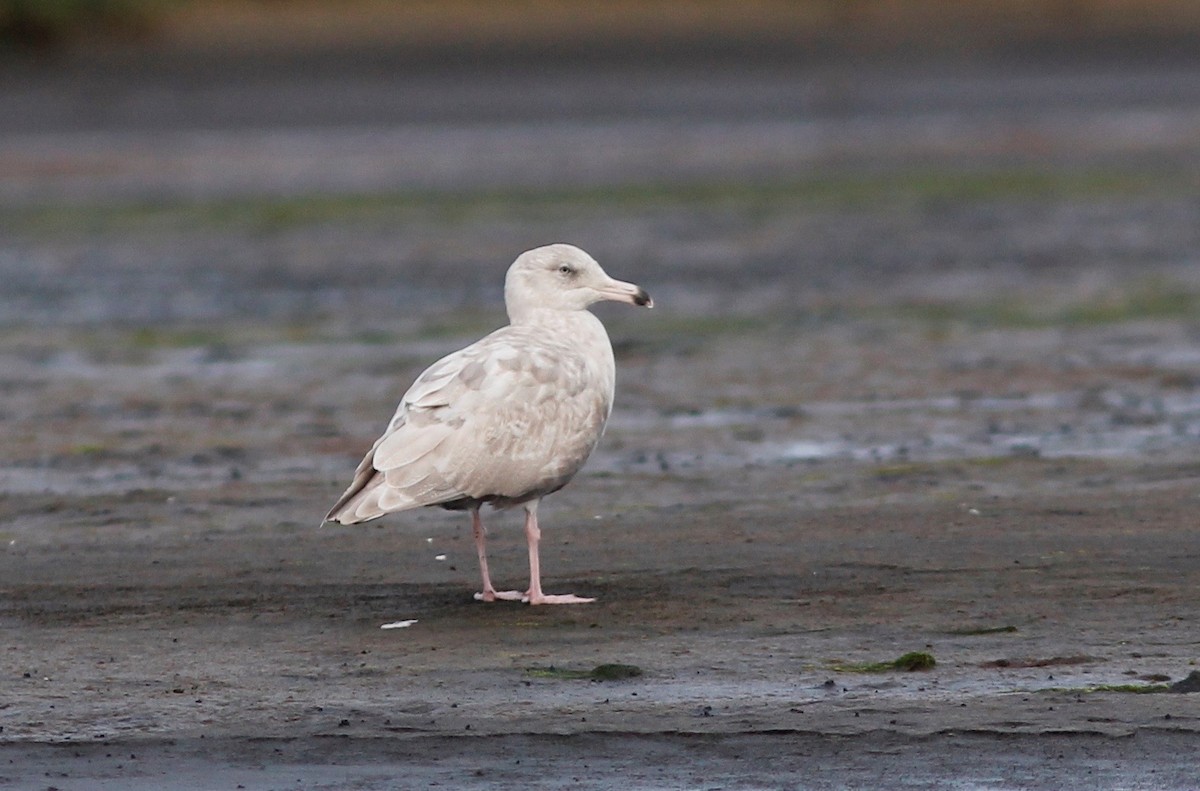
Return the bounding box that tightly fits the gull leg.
[470,507,523,602]
[522,500,595,605]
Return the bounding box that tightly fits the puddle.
[0,455,347,496]
[604,389,1200,472]
[6,385,1200,497]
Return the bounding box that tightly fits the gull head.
[505,244,653,322]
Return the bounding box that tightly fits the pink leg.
[470,508,522,603]
[522,500,595,605]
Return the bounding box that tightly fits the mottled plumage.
[325,244,652,604]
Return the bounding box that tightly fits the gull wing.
[325,326,610,524]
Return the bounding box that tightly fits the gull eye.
[558,264,574,275]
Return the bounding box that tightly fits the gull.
[325,244,653,604]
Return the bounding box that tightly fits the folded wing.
[325,326,611,524]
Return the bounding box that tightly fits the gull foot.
[524,593,596,605]
[473,590,525,602]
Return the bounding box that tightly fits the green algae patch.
[1045,684,1170,695]
[526,663,643,681]
[1046,671,1200,695]
[946,625,1019,636]
[829,652,936,673]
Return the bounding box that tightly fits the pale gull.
[325,244,653,604]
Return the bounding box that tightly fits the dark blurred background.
[3,1,1199,326]
[3,0,1200,59]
